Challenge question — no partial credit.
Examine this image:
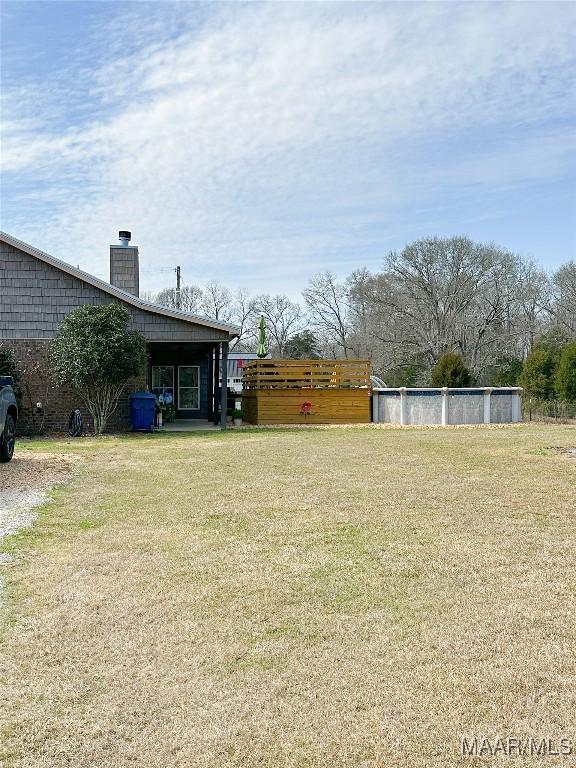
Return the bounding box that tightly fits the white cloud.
[1,1,574,294]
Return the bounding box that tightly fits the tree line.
[147,236,575,396]
[1,236,573,434]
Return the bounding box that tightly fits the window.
[151,366,174,404]
[178,366,200,410]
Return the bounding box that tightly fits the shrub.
[157,401,175,423]
[50,304,147,434]
[430,352,472,387]
[555,340,576,402]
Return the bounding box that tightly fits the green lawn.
[1,425,575,767]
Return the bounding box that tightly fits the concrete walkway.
[159,420,223,432]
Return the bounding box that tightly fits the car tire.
[0,413,16,463]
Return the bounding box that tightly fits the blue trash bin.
[130,392,156,432]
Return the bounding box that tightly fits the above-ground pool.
[372,387,522,425]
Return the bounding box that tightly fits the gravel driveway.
[1,450,79,605]
[0,449,79,551]
[0,490,49,543]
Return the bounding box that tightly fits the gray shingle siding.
[0,242,230,342]
[110,245,139,296]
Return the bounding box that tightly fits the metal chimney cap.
[119,230,131,241]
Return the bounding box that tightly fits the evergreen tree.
[555,341,576,402]
[430,352,472,387]
[492,357,523,387]
[284,330,320,359]
[518,344,559,400]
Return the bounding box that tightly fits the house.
[0,230,239,432]
[222,352,266,394]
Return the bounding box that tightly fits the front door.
[177,365,200,414]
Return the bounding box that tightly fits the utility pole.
[175,266,181,309]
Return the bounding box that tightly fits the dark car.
[0,375,18,462]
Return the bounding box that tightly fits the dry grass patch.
[0,449,81,492]
[1,425,575,767]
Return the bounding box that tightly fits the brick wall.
[3,340,145,435]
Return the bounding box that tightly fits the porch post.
[220,341,229,429]
[213,344,221,425]
[207,347,214,420]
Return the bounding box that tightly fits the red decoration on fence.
[300,401,312,415]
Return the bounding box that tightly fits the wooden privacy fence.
[242,359,371,425]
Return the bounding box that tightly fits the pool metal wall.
[372,388,522,425]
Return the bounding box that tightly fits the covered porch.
[147,341,230,427]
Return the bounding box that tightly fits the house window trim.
[177,365,201,411]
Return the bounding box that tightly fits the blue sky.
[1,1,575,297]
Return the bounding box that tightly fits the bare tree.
[512,260,550,355]
[230,289,257,351]
[350,270,422,375]
[549,261,576,336]
[351,237,548,381]
[347,268,377,360]
[202,281,233,321]
[253,294,302,356]
[303,272,352,358]
[155,285,204,314]
[152,282,256,342]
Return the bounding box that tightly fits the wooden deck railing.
[242,359,371,390]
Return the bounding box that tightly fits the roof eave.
[0,231,240,337]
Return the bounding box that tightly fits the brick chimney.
[110,230,139,296]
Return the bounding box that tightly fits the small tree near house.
[430,352,473,387]
[50,304,147,434]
